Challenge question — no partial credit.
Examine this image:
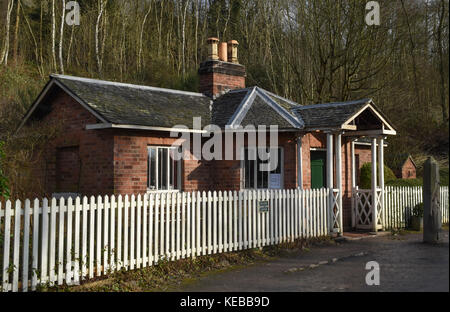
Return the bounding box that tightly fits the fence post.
[423,157,442,243]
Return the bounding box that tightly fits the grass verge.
[39,236,332,292]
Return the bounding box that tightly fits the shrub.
[386,178,423,187]
[413,202,424,218]
[360,163,397,189]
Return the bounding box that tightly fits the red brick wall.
[401,158,416,179]
[31,87,114,197]
[113,131,214,195]
[355,145,372,185]
[55,146,80,193]
[205,132,298,191]
[199,72,245,97]
[301,132,327,189]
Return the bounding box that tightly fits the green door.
[311,151,327,189]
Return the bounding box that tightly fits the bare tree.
[435,0,449,122]
[59,0,66,74]
[96,0,108,75]
[13,0,21,64]
[138,1,153,71]
[0,0,14,66]
[51,0,57,71]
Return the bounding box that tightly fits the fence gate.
[353,187,383,230]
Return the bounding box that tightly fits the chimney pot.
[227,40,239,64]
[199,39,245,98]
[207,37,219,60]
[218,42,228,62]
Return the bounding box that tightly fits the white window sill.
[241,188,283,191]
[146,189,181,194]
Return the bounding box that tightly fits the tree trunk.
[436,0,448,123]
[96,0,106,75]
[0,0,14,66]
[13,0,21,64]
[138,2,152,71]
[59,0,66,74]
[51,0,57,71]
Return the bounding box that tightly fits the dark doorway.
[310,151,327,189]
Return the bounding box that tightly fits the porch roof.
[291,98,396,134]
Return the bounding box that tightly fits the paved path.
[175,231,449,292]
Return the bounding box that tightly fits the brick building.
[18,38,397,230]
[388,154,417,179]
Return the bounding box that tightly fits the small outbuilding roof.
[387,153,417,172]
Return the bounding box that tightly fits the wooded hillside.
[0,0,448,197]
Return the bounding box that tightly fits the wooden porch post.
[377,137,385,230]
[297,135,303,188]
[371,137,378,232]
[335,133,343,234]
[326,133,334,233]
[351,140,356,228]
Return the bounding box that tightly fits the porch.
[294,99,397,234]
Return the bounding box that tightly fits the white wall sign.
[269,174,282,189]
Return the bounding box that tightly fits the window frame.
[240,146,284,190]
[147,145,182,193]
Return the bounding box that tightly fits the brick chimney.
[199,38,246,98]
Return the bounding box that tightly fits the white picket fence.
[382,186,449,229]
[0,188,332,292]
[1,186,448,292]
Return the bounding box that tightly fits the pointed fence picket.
[1,186,449,292]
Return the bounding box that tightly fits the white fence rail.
[383,186,449,229]
[0,188,331,292]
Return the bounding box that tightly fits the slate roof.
[240,95,293,128]
[212,87,303,129]
[51,75,212,128]
[21,74,395,133]
[291,99,370,129]
[211,89,249,128]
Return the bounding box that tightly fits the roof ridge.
[227,87,257,127]
[293,98,372,110]
[257,88,300,107]
[227,87,256,94]
[50,74,206,98]
[255,88,304,128]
